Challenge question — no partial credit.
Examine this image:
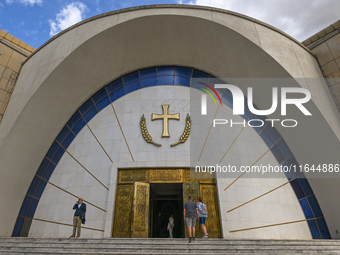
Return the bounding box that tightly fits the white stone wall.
[29,86,311,239]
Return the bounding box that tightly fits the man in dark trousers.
[70,197,86,238]
[184,196,199,243]
[154,212,162,238]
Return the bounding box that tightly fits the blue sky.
[0,0,339,49]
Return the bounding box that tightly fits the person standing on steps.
[167,214,175,238]
[184,196,199,243]
[154,212,162,238]
[197,197,208,239]
[70,197,86,238]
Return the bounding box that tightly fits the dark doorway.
[150,183,184,238]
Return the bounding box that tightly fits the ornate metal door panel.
[131,182,150,238]
[149,169,183,183]
[200,184,221,238]
[183,181,199,203]
[183,182,202,238]
[113,184,133,237]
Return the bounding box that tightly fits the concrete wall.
[0,5,339,237]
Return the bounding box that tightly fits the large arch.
[0,5,339,238]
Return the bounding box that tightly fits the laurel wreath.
[171,113,191,147]
[140,114,161,147]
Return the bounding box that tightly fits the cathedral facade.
[0,5,340,240]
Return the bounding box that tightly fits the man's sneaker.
[192,237,195,241]
[188,237,192,243]
[203,235,208,239]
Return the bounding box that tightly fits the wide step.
[0,238,339,254]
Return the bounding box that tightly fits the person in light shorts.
[197,197,208,239]
[183,196,199,243]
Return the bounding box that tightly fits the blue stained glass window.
[83,107,98,123]
[174,76,190,87]
[67,111,81,130]
[249,118,266,134]
[55,125,70,144]
[223,86,233,98]
[106,78,123,94]
[307,220,321,239]
[122,71,139,84]
[287,156,303,178]
[266,125,281,142]
[271,144,285,164]
[27,198,39,218]
[221,93,233,109]
[27,176,40,196]
[259,130,275,147]
[109,86,125,102]
[308,195,323,218]
[209,78,225,86]
[290,179,305,199]
[79,98,94,115]
[158,76,174,85]
[157,66,174,76]
[72,118,86,136]
[124,80,141,93]
[241,109,252,121]
[299,178,313,197]
[96,96,110,112]
[277,139,292,159]
[141,77,157,88]
[12,217,25,237]
[193,69,210,79]
[175,66,192,77]
[191,79,207,90]
[19,195,32,216]
[139,67,157,78]
[62,132,75,149]
[52,147,65,165]
[300,198,314,219]
[281,160,295,180]
[35,180,47,199]
[36,158,50,177]
[45,141,59,160]
[43,163,55,181]
[316,218,331,239]
[92,87,107,103]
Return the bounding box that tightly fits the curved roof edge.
[24,4,314,63]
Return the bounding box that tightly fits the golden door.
[113,184,133,237]
[131,182,150,238]
[200,184,221,238]
[183,182,203,238]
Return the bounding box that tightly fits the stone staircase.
[0,238,340,254]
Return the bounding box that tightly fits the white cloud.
[6,0,42,6]
[183,0,340,41]
[49,2,87,37]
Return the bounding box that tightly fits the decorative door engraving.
[113,169,221,238]
[149,169,183,183]
[131,182,150,238]
[200,184,221,238]
[113,184,133,237]
[183,182,202,238]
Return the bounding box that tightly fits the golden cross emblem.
[152,105,180,137]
